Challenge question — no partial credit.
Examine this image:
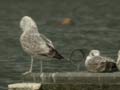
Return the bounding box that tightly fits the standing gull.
[20,16,64,75]
[85,50,117,73]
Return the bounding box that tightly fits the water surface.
[0,0,120,89]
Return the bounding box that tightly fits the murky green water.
[1,0,120,89]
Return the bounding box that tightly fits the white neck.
[116,56,120,64]
[85,56,92,66]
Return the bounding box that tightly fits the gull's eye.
[91,52,95,56]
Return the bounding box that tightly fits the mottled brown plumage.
[20,16,64,75]
[85,50,117,73]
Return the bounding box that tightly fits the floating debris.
[61,18,74,26]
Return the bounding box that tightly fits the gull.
[116,50,120,70]
[85,50,117,73]
[20,16,64,75]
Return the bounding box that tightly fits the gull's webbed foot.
[22,70,32,76]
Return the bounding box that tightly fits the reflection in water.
[0,0,120,90]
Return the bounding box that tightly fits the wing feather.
[40,34,54,48]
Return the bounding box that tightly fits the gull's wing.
[40,34,55,48]
[39,34,64,59]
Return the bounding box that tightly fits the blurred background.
[0,0,120,89]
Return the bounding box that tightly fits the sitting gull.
[20,16,64,75]
[116,50,120,70]
[85,50,117,73]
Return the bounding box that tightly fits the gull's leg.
[40,60,43,73]
[40,60,43,83]
[23,56,34,75]
[29,56,34,72]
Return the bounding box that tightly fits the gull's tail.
[47,44,64,60]
[53,49,64,59]
[105,62,118,72]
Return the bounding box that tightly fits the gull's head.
[85,50,100,66]
[89,50,100,57]
[20,16,37,31]
[118,50,120,56]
